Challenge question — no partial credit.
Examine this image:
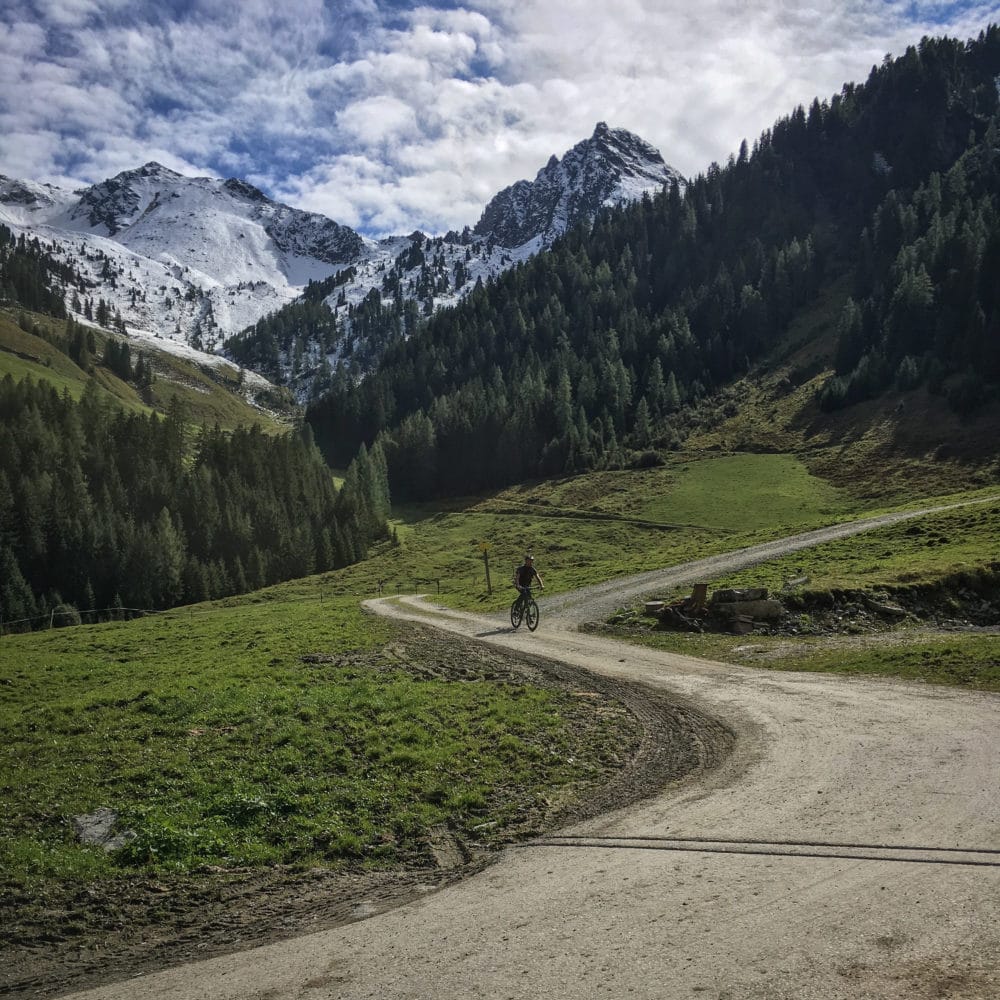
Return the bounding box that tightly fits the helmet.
[524,553,533,561]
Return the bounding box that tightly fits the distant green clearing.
[1,597,635,891]
[469,451,858,529]
[636,453,853,532]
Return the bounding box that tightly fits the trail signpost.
[479,541,492,594]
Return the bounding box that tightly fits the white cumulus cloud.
[1,0,998,236]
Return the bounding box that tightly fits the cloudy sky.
[2,1,999,237]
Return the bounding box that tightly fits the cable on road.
[519,835,1000,868]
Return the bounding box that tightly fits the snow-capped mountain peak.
[67,162,186,235]
[53,163,365,271]
[1,124,685,397]
[474,122,685,248]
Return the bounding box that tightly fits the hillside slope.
[305,27,1000,498]
[0,308,294,431]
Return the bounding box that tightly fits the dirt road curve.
[66,506,1000,1000]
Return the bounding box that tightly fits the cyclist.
[512,553,544,605]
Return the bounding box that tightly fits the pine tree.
[633,396,652,447]
[0,546,36,629]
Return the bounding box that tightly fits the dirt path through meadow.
[62,503,1000,999]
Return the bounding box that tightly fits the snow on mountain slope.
[1,124,685,396]
[1,163,368,355]
[0,175,78,226]
[474,122,685,249]
[55,163,364,289]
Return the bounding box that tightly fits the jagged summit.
[589,121,681,185]
[474,122,685,248]
[69,165,176,235]
[138,161,181,176]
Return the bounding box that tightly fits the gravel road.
[64,504,1000,1000]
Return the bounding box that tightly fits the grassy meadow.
[0,595,636,890]
[3,442,999,903]
[0,308,293,432]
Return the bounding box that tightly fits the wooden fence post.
[480,542,492,594]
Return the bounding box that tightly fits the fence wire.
[0,577,475,636]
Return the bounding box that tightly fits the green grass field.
[4,431,999,907]
[0,596,637,889]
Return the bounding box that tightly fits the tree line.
[0,377,389,631]
[0,225,75,317]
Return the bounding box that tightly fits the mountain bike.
[510,586,540,631]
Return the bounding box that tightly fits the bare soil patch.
[0,626,731,1000]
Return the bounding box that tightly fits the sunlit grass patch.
[0,596,636,889]
[635,453,854,532]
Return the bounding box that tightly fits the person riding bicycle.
[512,553,544,601]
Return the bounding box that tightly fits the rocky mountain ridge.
[0,124,684,395]
[67,163,365,264]
[475,122,685,248]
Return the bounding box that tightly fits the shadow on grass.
[390,496,486,526]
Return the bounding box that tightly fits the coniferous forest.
[0,376,389,629]
[306,28,1000,499]
[0,224,74,317]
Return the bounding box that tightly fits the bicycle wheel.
[525,598,539,631]
[510,599,523,629]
